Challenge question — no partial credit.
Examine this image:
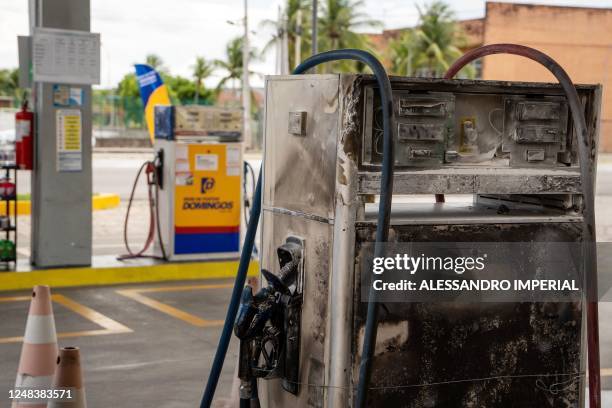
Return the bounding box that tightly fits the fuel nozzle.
[261,241,302,295]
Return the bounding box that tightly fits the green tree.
[115,73,143,127]
[145,54,165,72]
[389,1,473,78]
[0,68,20,99]
[117,73,140,98]
[261,0,312,69]
[389,30,418,76]
[166,75,215,105]
[215,37,258,93]
[317,0,382,71]
[192,57,214,105]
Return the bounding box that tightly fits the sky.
[1,0,612,88]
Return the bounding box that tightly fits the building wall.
[482,2,612,151]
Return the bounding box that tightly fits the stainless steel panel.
[259,210,333,408]
[263,76,340,220]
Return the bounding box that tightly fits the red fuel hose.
[118,160,167,260]
[444,43,600,408]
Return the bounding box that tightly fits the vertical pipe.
[242,0,252,150]
[295,9,302,67]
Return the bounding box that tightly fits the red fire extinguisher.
[15,99,33,170]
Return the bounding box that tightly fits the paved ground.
[2,151,612,406]
[0,279,240,407]
[1,280,612,406]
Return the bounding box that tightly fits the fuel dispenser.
[129,105,244,261]
[201,46,601,408]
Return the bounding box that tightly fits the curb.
[0,259,259,291]
[0,193,121,216]
[92,193,121,211]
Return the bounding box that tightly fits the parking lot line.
[0,294,132,344]
[116,283,232,327]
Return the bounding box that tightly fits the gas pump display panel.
[173,143,241,255]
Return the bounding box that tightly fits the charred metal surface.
[339,74,363,162]
[263,76,340,220]
[260,210,332,407]
[353,222,584,407]
[359,170,582,195]
[356,76,598,172]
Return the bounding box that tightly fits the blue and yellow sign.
[173,143,241,254]
[134,64,171,143]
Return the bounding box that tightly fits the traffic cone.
[13,285,58,408]
[47,347,87,407]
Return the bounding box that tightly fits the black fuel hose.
[199,48,395,408]
[445,43,600,408]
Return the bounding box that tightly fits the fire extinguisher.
[15,99,33,170]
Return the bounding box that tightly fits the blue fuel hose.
[199,49,395,408]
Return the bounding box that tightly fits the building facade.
[369,2,612,151]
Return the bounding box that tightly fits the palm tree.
[260,0,312,70]
[389,1,473,78]
[145,54,165,71]
[317,0,382,72]
[388,30,418,76]
[215,37,258,95]
[192,57,214,105]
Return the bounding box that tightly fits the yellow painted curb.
[0,260,259,291]
[92,193,121,211]
[0,193,121,216]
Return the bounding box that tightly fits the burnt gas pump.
[201,46,601,408]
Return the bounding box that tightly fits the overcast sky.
[1,0,611,88]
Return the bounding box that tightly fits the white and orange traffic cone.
[47,347,87,408]
[13,285,58,408]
